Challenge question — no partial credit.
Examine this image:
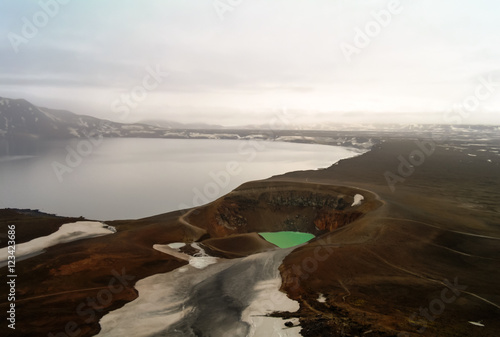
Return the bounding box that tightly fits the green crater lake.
[260,231,315,248]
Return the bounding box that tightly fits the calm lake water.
[0,138,361,220]
[260,231,315,248]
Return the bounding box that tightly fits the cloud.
[0,0,499,125]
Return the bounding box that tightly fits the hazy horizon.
[1,0,500,126]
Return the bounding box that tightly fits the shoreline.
[0,138,368,221]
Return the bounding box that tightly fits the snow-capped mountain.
[0,97,168,140]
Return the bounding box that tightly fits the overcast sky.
[1,0,499,126]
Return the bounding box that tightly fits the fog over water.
[0,138,362,220]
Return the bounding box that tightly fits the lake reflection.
[0,138,362,220]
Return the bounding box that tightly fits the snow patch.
[241,134,267,140]
[78,118,89,127]
[190,242,218,268]
[98,248,298,337]
[0,221,116,267]
[154,242,217,269]
[351,194,364,206]
[468,321,485,327]
[39,108,59,122]
[242,274,301,337]
[168,242,186,249]
[68,127,80,137]
[103,224,117,233]
[317,293,327,303]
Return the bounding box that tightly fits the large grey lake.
[0,138,361,220]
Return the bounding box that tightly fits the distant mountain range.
[0,97,171,140]
[1,96,499,145]
[139,119,225,130]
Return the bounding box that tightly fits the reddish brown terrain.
[1,139,499,336]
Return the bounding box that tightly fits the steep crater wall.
[186,181,379,238]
